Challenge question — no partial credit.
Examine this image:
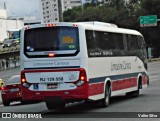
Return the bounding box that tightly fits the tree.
[63,0,160,57]
[63,7,82,22]
[139,0,160,57]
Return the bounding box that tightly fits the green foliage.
[140,0,160,57]
[63,6,82,22]
[63,0,160,57]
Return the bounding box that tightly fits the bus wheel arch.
[104,78,112,95]
[98,78,111,108]
[126,74,142,97]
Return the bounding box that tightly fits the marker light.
[21,70,26,83]
[21,70,31,88]
[80,76,85,80]
[22,78,26,83]
[46,23,56,27]
[79,68,87,81]
[25,26,30,30]
[75,68,87,86]
[73,24,78,27]
[48,53,55,57]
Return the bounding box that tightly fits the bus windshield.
[24,26,79,58]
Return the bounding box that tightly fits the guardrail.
[148,58,160,62]
[0,46,20,59]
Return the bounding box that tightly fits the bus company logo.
[33,62,54,66]
[33,61,70,67]
[111,61,131,71]
[2,113,11,118]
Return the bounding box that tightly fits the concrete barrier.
[148,58,160,62]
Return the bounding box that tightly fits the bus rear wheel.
[98,84,111,108]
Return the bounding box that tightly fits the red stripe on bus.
[89,83,104,96]
[88,77,138,96]
[142,75,148,85]
[112,77,137,91]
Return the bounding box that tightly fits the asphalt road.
[0,61,160,121]
[0,68,20,81]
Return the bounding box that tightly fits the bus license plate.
[47,84,58,89]
[40,77,63,83]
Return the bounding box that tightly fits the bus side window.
[94,31,103,50]
[137,36,145,49]
[95,31,113,50]
[127,35,134,50]
[101,32,110,50]
[109,33,124,50]
[123,34,128,50]
[86,30,96,50]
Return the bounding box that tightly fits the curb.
[0,66,20,72]
[148,58,160,62]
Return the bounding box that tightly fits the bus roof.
[77,21,118,28]
[76,22,142,36]
[24,21,142,36]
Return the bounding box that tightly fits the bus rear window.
[24,26,79,58]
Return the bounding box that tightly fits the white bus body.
[20,22,149,109]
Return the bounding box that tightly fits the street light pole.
[58,0,63,22]
[81,0,84,21]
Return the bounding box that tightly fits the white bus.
[20,22,149,109]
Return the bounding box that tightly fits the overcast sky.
[0,0,41,20]
[0,0,86,20]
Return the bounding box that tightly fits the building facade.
[62,0,81,12]
[0,19,24,43]
[39,0,81,23]
[0,9,7,19]
[40,0,59,23]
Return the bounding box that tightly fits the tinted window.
[86,31,96,50]
[109,33,124,50]
[86,29,147,67]
[137,36,145,49]
[127,35,140,50]
[86,30,124,57]
[24,27,79,57]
